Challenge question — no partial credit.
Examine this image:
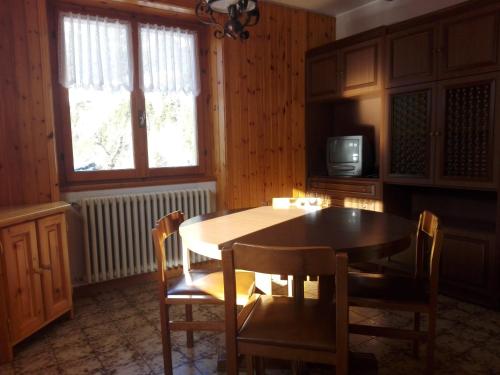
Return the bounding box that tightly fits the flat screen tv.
[327,135,373,177]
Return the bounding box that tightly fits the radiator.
[80,189,214,283]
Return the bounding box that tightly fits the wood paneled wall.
[211,3,336,209]
[0,0,59,206]
[0,0,332,209]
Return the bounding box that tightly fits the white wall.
[336,0,468,39]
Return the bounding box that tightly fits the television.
[327,135,373,177]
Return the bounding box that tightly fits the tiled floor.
[1,279,500,374]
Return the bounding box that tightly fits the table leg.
[318,275,335,303]
[292,276,304,302]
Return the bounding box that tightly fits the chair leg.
[160,302,173,375]
[413,312,420,358]
[245,355,254,374]
[225,349,238,375]
[291,361,306,375]
[426,311,436,375]
[185,304,194,348]
[255,357,265,375]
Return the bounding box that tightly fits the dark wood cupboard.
[439,8,500,79]
[306,0,500,307]
[306,34,383,101]
[340,38,383,97]
[385,84,436,185]
[306,51,338,101]
[435,73,499,189]
[385,74,499,190]
[386,24,438,87]
[440,227,497,305]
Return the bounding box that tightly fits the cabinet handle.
[33,268,42,274]
[40,264,52,271]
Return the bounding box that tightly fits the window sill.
[60,175,216,193]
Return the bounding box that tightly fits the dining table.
[179,205,415,301]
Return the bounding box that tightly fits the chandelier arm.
[245,9,260,27]
[196,0,260,40]
[195,2,219,26]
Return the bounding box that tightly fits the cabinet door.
[440,9,500,78]
[37,214,72,321]
[436,74,498,188]
[0,223,44,343]
[306,51,338,101]
[340,38,383,97]
[385,84,436,185]
[386,24,438,88]
[440,228,496,303]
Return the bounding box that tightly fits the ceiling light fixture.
[195,0,260,40]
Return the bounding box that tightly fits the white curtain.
[139,24,200,96]
[58,12,133,92]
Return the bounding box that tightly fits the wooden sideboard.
[305,0,500,307]
[0,202,73,363]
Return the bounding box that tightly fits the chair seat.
[238,296,337,351]
[168,270,255,305]
[348,272,428,304]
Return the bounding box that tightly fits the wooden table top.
[180,206,415,263]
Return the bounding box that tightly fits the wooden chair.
[348,211,443,374]
[222,243,349,375]
[152,211,256,375]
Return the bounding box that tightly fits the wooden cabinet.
[1,223,44,343]
[305,0,500,307]
[0,202,72,364]
[385,83,436,185]
[37,214,72,321]
[385,74,499,189]
[308,176,381,200]
[340,38,383,97]
[308,177,383,212]
[435,73,499,188]
[440,227,497,305]
[439,8,500,79]
[306,51,338,101]
[306,35,383,99]
[386,24,438,87]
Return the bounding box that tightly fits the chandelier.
[195,0,260,40]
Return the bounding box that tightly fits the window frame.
[51,4,210,187]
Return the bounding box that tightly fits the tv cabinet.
[305,0,500,308]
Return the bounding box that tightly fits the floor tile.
[58,355,105,375]
[3,279,500,374]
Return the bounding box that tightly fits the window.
[57,11,205,184]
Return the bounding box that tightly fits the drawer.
[308,177,381,200]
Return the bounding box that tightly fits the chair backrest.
[152,211,185,289]
[272,197,324,209]
[414,211,443,303]
[228,243,337,276]
[222,243,349,370]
